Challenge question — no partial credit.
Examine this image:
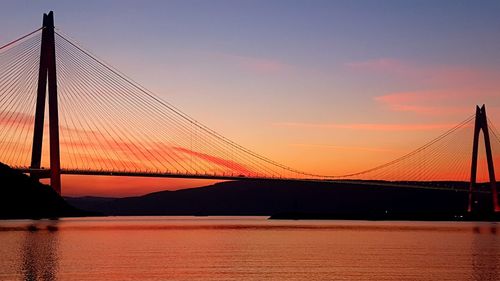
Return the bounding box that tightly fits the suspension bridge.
[0,12,499,213]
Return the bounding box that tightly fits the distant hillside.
[0,163,89,219]
[66,180,497,220]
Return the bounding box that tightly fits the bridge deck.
[13,168,476,193]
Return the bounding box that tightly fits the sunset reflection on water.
[0,217,499,281]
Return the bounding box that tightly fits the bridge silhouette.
[0,12,499,213]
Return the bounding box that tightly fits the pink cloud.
[172,146,252,175]
[373,91,472,115]
[216,53,291,74]
[345,58,409,75]
[345,58,469,81]
[346,58,500,90]
[346,58,500,117]
[239,57,286,73]
[373,90,500,116]
[274,122,457,131]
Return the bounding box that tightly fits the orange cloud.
[274,122,458,131]
[289,143,399,153]
[0,111,34,126]
[64,154,143,171]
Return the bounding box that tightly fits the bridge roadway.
[13,168,476,193]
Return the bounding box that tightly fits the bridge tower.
[468,105,499,213]
[30,11,61,194]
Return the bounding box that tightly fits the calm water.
[0,217,499,281]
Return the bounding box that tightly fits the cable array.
[0,30,41,168]
[487,118,500,180]
[53,30,313,178]
[331,116,477,182]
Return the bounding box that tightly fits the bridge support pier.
[30,11,61,194]
[468,105,499,213]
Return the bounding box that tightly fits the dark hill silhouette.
[0,163,89,219]
[66,180,499,220]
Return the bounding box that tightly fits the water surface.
[0,217,499,280]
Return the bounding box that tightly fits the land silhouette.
[0,163,89,219]
[67,179,499,221]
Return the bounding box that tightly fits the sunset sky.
[1,1,500,197]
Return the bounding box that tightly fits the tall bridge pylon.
[29,12,61,194]
[468,105,499,213]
